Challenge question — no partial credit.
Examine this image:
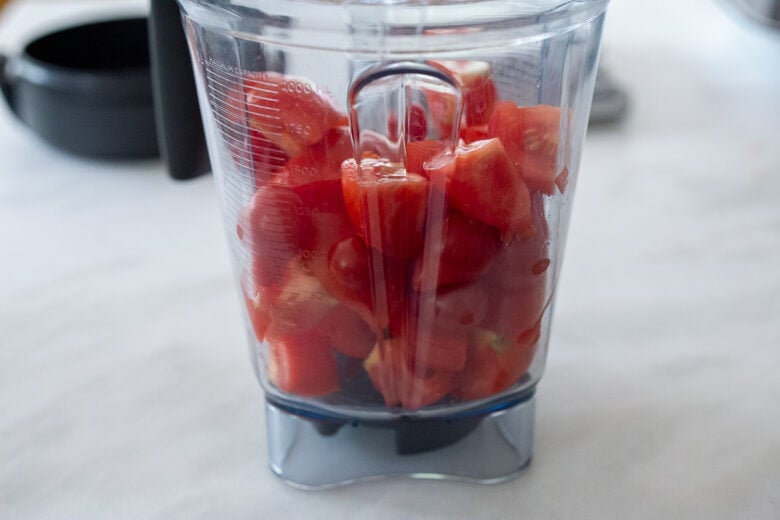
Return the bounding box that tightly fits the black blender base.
[265,396,535,488]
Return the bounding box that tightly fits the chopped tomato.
[267,332,340,397]
[555,166,569,194]
[264,259,342,338]
[240,176,355,289]
[249,129,289,183]
[316,233,409,333]
[243,286,271,342]
[364,340,458,409]
[483,278,546,350]
[402,282,489,349]
[464,78,498,127]
[459,125,489,144]
[240,183,301,288]
[232,69,570,408]
[487,102,562,195]
[404,333,468,373]
[488,193,550,291]
[425,90,458,139]
[452,339,501,401]
[341,157,429,258]
[429,60,498,127]
[454,323,538,401]
[245,73,344,157]
[365,248,410,333]
[412,209,501,289]
[220,82,290,183]
[321,305,376,359]
[425,138,533,239]
[388,104,428,143]
[431,282,489,331]
[405,139,447,176]
[284,126,353,186]
[326,235,373,310]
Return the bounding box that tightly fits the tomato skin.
[364,340,459,409]
[341,158,430,259]
[266,332,340,397]
[412,209,501,290]
[425,138,533,239]
[487,102,562,195]
[245,73,344,157]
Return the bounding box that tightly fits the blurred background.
[1,0,779,518]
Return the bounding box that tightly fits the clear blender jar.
[168,0,609,488]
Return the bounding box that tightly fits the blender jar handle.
[148,0,210,180]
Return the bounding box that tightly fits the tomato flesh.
[341,158,429,259]
[388,104,429,143]
[364,340,458,409]
[243,287,271,342]
[406,139,447,176]
[426,138,533,239]
[240,184,301,288]
[453,323,538,401]
[487,102,562,195]
[284,126,353,186]
[321,305,376,359]
[429,60,499,128]
[412,209,501,289]
[267,333,340,397]
[245,73,344,157]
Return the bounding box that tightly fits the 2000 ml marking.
[279,79,332,97]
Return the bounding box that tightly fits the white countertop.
[1,0,779,518]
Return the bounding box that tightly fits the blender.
[150,0,609,488]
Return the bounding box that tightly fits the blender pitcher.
[150,0,609,488]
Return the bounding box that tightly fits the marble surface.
[1,0,779,518]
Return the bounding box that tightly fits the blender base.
[265,395,535,489]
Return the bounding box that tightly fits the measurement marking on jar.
[205,74,282,108]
